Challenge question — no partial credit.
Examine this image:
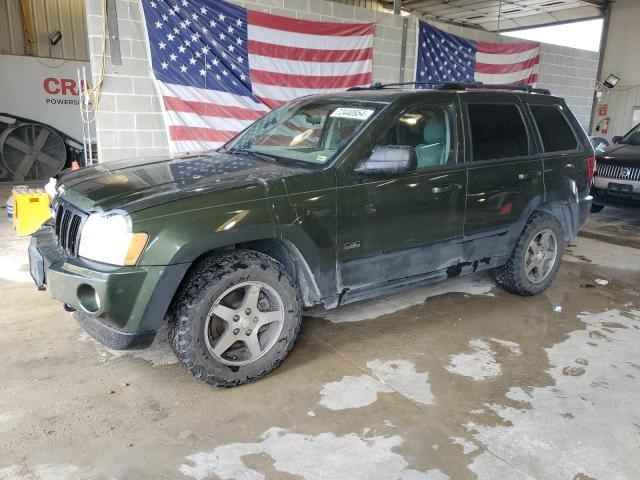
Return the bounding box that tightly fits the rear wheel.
[494,212,564,296]
[168,250,302,387]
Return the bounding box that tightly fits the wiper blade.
[226,148,279,164]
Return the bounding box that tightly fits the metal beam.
[393,0,402,15]
[498,14,605,33]
[20,0,35,56]
[399,17,409,82]
[589,1,611,133]
[106,0,122,66]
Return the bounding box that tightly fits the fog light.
[77,284,100,313]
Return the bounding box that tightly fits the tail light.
[586,155,595,185]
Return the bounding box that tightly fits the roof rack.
[347,81,550,95]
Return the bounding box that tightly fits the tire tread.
[167,250,301,387]
[494,212,564,296]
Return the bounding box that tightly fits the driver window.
[378,104,456,169]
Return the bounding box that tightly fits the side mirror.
[354,145,417,175]
[612,136,622,144]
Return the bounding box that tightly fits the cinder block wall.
[85,0,596,163]
[85,0,169,162]
[537,43,599,129]
[85,0,414,162]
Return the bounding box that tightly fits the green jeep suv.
[29,84,594,386]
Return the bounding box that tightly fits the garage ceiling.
[397,0,606,31]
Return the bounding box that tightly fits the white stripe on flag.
[251,82,348,102]
[476,48,539,65]
[165,111,252,133]
[157,82,269,112]
[475,69,537,84]
[171,140,224,152]
[247,24,374,51]
[248,54,372,76]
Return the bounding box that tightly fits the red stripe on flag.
[257,96,286,109]
[247,40,372,63]
[250,70,372,89]
[169,126,237,142]
[511,74,538,85]
[477,41,539,54]
[248,10,374,37]
[475,55,540,74]
[163,96,265,121]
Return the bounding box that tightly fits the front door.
[336,100,467,291]
[460,96,544,257]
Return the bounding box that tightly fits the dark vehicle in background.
[592,124,640,212]
[28,84,593,386]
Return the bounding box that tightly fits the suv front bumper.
[28,223,189,350]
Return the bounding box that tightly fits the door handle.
[518,171,542,180]
[432,183,461,194]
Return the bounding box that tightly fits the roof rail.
[347,81,550,95]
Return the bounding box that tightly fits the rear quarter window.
[467,104,529,161]
[530,104,578,153]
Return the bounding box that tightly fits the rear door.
[460,94,544,256]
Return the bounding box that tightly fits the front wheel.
[494,212,564,296]
[168,250,302,387]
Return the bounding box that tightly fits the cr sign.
[43,77,87,96]
[0,54,92,140]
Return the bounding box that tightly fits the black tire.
[168,250,302,387]
[494,212,565,296]
[590,203,605,213]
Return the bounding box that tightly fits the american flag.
[416,21,540,87]
[140,0,374,153]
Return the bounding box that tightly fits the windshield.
[224,98,387,166]
[621,123,640,145]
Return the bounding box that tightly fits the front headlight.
[78,213,148,266]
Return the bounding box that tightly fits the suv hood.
[57,151,308,213]
[598,144,640,164]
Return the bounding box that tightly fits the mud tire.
[494,212,565,296]
[168,250,302,387]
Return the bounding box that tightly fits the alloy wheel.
[204,281,285,366]
[524,228,558,283]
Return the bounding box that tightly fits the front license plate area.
[28,246,46,290]
[607,182,632,198]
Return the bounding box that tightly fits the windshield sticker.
[330,108,375,121]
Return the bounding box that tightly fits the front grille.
[54,202,86,256]
[596,162,640,181]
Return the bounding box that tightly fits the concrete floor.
[1,190,640,479]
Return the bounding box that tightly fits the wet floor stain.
[320,359,433,410]
[464,307,640,480]
[180,427,449,480]
[445,338,522,381]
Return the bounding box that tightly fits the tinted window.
[530,105,578,152]
[377,104,456,169]
[468,104,529,161]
